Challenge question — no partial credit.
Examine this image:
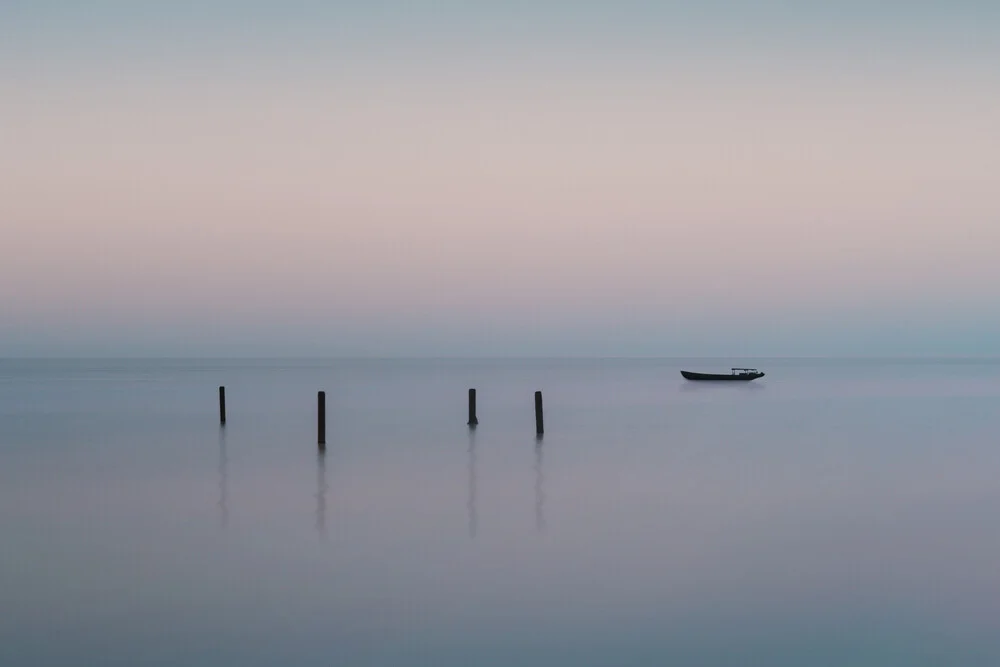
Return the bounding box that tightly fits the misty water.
[2,358,999,666]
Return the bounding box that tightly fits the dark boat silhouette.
[681,368,765,381]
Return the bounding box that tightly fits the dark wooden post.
[317,391,326,450]
[467,388,478,426]
[534,390,544,436]
[219,386,226,425]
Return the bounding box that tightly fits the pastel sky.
[2,1,999,356]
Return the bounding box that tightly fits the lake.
[2,358,999,666]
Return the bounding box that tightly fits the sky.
[2,1,999,357]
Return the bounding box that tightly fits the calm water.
[2,358,1000,666]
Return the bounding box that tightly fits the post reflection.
[534,438,545,533]
[467,428,478,539]
[316,451,327,539]
[218,427,228,530]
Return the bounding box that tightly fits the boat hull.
[681,370,764,381]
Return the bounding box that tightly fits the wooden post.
[534,390,544,436]
[219,386,226,425]
[467,388,478,426]
[317,391,326,450]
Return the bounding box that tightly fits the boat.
[681,368,765,381]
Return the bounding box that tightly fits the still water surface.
[1,358,999,665]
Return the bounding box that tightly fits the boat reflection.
[679,380,764,393]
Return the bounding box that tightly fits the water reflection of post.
[534,438,545,533]
[316,451,328,539]
[218,427,229,530]
[467,429,478,539]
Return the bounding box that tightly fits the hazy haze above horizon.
[3,2,999,357]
